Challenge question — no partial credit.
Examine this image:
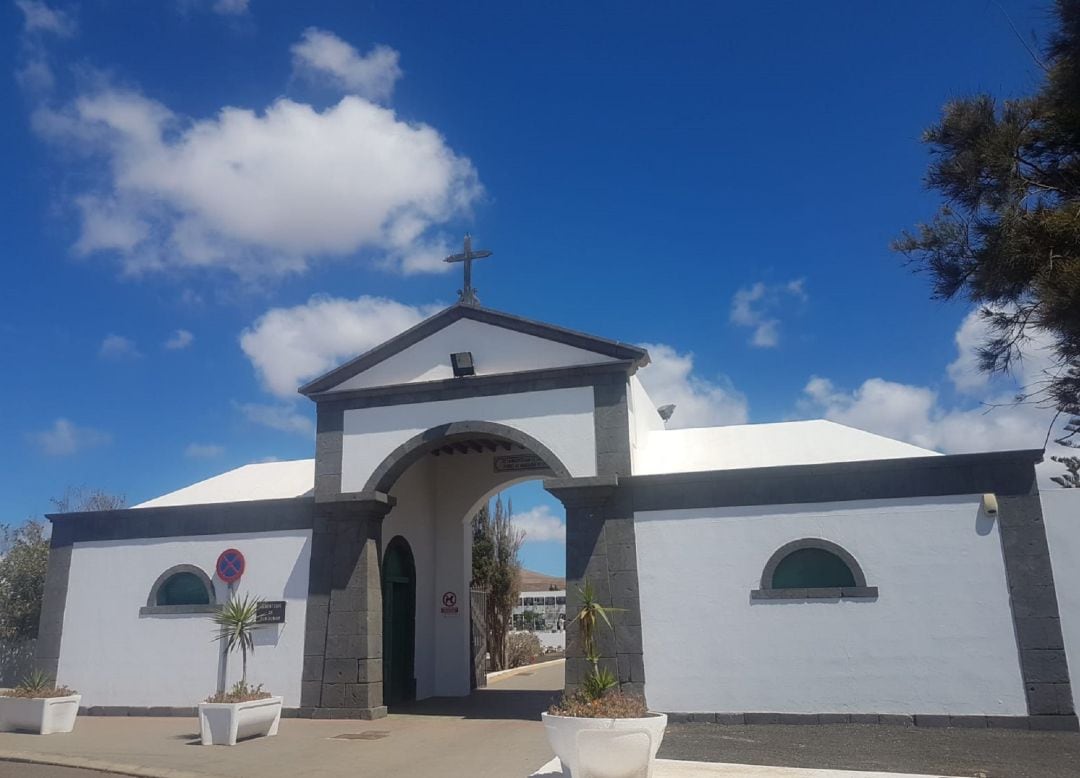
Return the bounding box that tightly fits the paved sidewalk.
[0,661,564,778]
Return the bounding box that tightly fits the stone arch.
[362,420,572,494]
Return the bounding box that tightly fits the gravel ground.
[659,722,1080,778]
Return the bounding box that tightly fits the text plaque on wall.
[493,453,546,473]
[255,601,286,624]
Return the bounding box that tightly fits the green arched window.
[145,565,216,611]
[771,548,857,589]
[156,572,211,606]
[751,539,878,600]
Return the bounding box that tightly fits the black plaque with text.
[255,600,286,624]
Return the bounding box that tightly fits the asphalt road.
[661,721,1080,778]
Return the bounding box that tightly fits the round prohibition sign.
[442,591,457,608]
[216,548,246,584]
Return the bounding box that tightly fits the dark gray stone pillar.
[313,402,345,502]
[546,476,647,700]
[34,540,72,680]
[998,486,1076,725]
[302,495,393,719]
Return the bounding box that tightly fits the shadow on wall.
[0,639,35,687]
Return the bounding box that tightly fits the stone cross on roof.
[444,234,493,306]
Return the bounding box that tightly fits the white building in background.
[33,295,1080,731]
[513,590,566,633]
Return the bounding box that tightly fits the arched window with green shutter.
[140,564,218,615]
[751,539,878,601]
[156,572,211,606]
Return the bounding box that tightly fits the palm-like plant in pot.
[0,670,80,735]
[198,594,283,746]
[541,580,667,777]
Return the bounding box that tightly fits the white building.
[513,590,567,632]
[36,298,1080,730]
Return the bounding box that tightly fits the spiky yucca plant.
[212,594,263,687]
[570,579,622,700]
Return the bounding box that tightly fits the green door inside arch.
[382,537,416,707]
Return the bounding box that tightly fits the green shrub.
[4,670,75,699]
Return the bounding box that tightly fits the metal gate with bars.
[469,587,488,689]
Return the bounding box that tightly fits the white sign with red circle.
[440,591,459,615]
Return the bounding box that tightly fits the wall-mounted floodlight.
[450,352,475,377]
[658,404,676,422]
[982,493,999,516]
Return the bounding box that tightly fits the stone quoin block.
[320,683,346,708]
[322,658,358,685]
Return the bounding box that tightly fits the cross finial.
[444,233,493,306]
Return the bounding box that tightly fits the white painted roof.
[134,459,315,508]
[131,422,937,508]
[632,419,939,476]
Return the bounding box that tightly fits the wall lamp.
[450,352,475,377]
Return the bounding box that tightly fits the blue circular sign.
[216,548,245,583]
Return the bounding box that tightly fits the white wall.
[333,318,619,391]
[628,375,663,472]
[635,496,1027,715]
[1043,488,1080,713]
[58,530,311,708]
[341,387,596,491]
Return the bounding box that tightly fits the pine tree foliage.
[470,494,524,671]
[1051,416,1080,486]
[894,0,1080,451]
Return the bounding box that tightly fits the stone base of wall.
[664,712,1079,731]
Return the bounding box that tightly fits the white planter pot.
[198,696,283,746]
[541,711,667,778]
[0,694,81,735]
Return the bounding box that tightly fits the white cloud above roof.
[29,33,480,281]
[240,295,440,398]
[291,28,402,102]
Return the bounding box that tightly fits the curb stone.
[0,751,215,778]
[487,657,566,684]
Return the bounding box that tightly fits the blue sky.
[0,1,1067,576]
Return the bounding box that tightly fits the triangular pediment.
[299,304,649,396]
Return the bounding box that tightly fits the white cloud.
[236,402,314,437]
[636,343,749,428]
[185,442,224,458]
[99,333,140,360]
[33,42,480,280]
[164,329,194,350]
[729,279,806,348]
[511,505,565,544]
[15,1,76,99]
[28,418,110,456]
[800,308,1071,486]
[947,307,1061,396]
[240,294,440,397]
[16,1,76,37]
[291,28,402,102]
[212,0,249,14]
